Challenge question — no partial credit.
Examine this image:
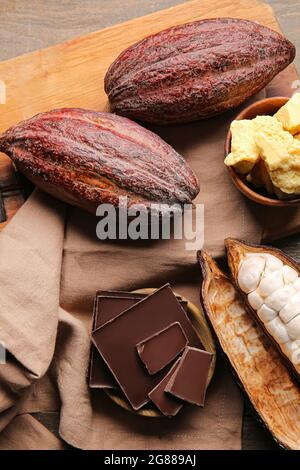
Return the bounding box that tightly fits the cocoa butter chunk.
[165,347,213,406]
[136,322,187,375]
[148,358,183,417]
[92,284,203,410]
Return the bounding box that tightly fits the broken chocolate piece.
[148,358,183,417]
[89,295,144,388]
[89,291,187,388]
[136,322,187,375]
[94,291,187,329]
[94,295,144,329]
[92,284,203,410]
[96,290,184,302]
[165,347,213,406]
[89,353,115,389]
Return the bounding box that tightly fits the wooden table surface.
[0,0,299,451]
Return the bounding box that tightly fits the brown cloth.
[0,67,299,450]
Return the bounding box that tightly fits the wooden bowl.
[225,97,300,207]
[105,288,216,417]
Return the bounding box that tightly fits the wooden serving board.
[0,0,297,229]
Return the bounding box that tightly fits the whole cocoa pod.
[0,109,199,213]
[105,18,295,125]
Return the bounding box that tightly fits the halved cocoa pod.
[225,238,300,382]
[198,251,300,450]
[105,18,295,125]
[0,109,199,214]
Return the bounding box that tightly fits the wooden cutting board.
[0,0,298,229]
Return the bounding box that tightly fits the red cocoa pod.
[105,18,295,125]
[0,109,199,213]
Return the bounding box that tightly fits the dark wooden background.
[0,0,299,450]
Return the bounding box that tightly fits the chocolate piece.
[148,358,183,417]
[136,322,187,375]
[89,351,115,389]
[96,290,184,302]
[89,290,187,388]
[95,291,188,326]
[94,294,145,329]
[89,295,143,388]
[165,347,213,406]
[92,284,203,410]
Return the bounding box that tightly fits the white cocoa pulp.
[238,253,300,367]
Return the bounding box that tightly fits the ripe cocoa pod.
[105,18,295,125]
[0,109,199,213]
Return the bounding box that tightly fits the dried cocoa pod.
[225,238,300,382]
[0,109,199,213]
[198,250,300,450]
[105,18,295,125]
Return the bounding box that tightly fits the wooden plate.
[105,288,216,417]
[225,96,300,207]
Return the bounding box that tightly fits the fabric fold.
[0,414,65,450]
[0,190,65,430]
